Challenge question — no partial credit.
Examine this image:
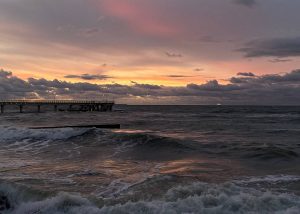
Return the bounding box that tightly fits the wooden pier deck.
[0,100,114,113]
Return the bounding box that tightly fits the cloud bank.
[1,69,299,105]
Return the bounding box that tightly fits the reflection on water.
[0,106,300,213]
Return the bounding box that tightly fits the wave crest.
[245,146,299,160]
[109,132,192,159]
[2,180,300,214]
[0,127,93,143]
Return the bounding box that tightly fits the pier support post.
[69,105,72,111]
[19,105,23,113]
[54,105,58,112]
[37,105,41,113]
[0,105,4,114]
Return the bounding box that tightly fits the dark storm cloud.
[230,77,251,84]
[237,72,255,77]
[64,74,111,80]
[260,69,300,83]
[1,69,300,105]
[239,37,300,58]
[135,84,162,90]
[27,78,101,92]
[187,80,241,92]
[234,0,257,7]
[0,69,32,99]
[0,69,12,78]
[131,81,162,90]
[231,69,300,84]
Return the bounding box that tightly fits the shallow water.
[0,105,300,213]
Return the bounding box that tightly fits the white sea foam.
[0,160,32,170]
[234,175,300,184]
[0,126,92,143]
[96,179,134,198]
[2,181,300,214]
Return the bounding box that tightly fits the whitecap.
[0,126,92,143]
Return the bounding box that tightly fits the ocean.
[0,105,300,213]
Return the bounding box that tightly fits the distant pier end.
[0,100,114,113]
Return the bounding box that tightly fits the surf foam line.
[1,181,300,214]
[0,126,94,143]
[234,174,300,185]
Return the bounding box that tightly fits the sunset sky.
[0,0,300,104]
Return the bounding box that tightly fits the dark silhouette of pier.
[0,100,114,113]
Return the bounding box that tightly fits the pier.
[0,100,114,113]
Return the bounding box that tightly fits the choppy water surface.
[0,105,300,213]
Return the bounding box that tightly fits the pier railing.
[0,100,114,105]
[0,100,115,113]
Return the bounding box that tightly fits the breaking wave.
[110,131,191,150]
[106,131,193,159]
[0,126,94,143]
[98,130,300,162]
[235,175,300,185]
[2,177,300,214]
[196,141,300,161]
[1,126,300,162]
[106,131,300,161]
[244,146,299,160]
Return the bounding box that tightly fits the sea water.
[0,105,300,213]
